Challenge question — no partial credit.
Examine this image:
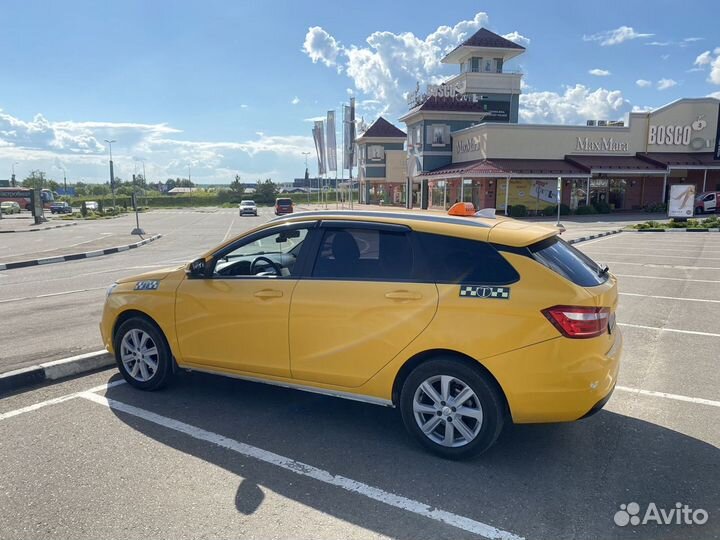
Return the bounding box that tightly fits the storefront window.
[589,178,627,210]
[570,179,588,210]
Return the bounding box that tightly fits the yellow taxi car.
[101,205,621,458]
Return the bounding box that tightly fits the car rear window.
[276,199,292,206]
[529,237,607,287]
[415,233,519,285]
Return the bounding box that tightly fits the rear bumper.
[487,329,622,424]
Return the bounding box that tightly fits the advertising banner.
[326,111,337,172]
[668,184,696,218]
[312,120,326,176]
[343,98,356,169]
[495,179,558,211]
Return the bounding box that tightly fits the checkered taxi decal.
[459,286,511,299]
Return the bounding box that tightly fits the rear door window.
[277,198,292,206]
[529,237,607,287]
[312,227,413,280]
[415,233,519,285]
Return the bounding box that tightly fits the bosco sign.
[648,115,707,146]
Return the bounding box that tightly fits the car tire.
[114,317,174,391]
[696,207,704,215]
[399,358,505,459]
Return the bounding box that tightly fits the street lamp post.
[302,151,311,204]
[11,162,19,187]
[104,139,117,208]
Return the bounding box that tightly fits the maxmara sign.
[575,136,629,153]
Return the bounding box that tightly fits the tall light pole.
[302,151,311,203]
[104,139,117,208]
[188,165,192,185]
[11,161,19,187]
[60,165,67,196]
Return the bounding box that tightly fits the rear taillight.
[542,305,610,339]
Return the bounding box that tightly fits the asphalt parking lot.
[0,226,718,539]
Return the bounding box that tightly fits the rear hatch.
[529,236,618,346]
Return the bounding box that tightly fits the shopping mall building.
[356,28,720,213]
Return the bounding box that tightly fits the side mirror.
[187,258,207,278]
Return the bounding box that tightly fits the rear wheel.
[114,317,173,390]
[399,358,505,459]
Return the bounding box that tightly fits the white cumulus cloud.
[583,26,654,46]
[301,12,531,116]
[657,78,678,90]
[502,31,531,48]
[302,26,342,69]
[636,79,652,87]
[519,84,631,124]
[589,68,611,76]
[693,48,720,85]
[291,96,300,105]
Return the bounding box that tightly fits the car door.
[288,222,438,387]
[175,222,315,377]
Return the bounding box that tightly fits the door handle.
[385,290,422,300]
[254,289,283,299]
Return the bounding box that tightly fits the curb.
[0,222,78,234]
[631,228,719,233]
[0,233,162,271]
[0,351,114,395]
[567,228,624,244]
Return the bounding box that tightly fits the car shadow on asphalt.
[103,371,720,540]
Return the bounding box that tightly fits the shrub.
[574,203,597,215]
[644,202,667,213]
[80,201,87,217]
[510,204,528,217]
[595,200,611,214]
[542,203,571,216]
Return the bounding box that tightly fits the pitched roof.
[458,28,525,50]
[423,159,589,178]
[360,117,406,139]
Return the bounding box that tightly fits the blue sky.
[1,0,719,185]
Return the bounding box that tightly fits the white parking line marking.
[601,261,720,270]
[222,217,236,242]
[614,274,720,283]
[568,234,620,246]
[618,322,720,338]
[584,253,720,261]
[616,386,720,408]
[0,287,106,304]
[585,246,720,254]
[0,381,125,422]
[80,392,524,540]
[619,292,720,304]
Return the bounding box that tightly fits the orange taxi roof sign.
[447,202,476,216]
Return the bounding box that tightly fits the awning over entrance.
[420,158,591,179]
[637,152,720,169]
[564,155,667,175]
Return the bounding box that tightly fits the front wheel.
[114,317,174,390]
[696,207,704,215]
[399,358,505,459]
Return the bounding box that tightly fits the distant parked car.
[695,191,719,214]
[85,201,99,211]
[274,197,294,216]
[50,201,73,214]
[239,200,258,216]
[0,201,21,214]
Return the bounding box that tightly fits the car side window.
[705,194,715,201]
[415,232,519,285]
[213,227,308,278]
[312,227,413,280]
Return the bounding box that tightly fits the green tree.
[254,178,278,204]
[230,175,244,196]
[22,170,48,189]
